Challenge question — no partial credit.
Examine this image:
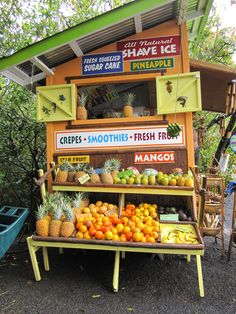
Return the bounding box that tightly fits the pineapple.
[74,163,88,182]
[88,166,101,184]
[55,162,72,183]
[49,204,63,237]
[60,203,75,237]
[36,205,49,237]
[123,93,135,117]
[101,159,115,184]
[67,164,76,182]
[80,193,90,208]
[76,92,88,120]
[107,158,121,179]
[72,192,83,217]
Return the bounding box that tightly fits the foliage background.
[0,1,235,220]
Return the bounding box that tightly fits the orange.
[136,222,144,230]
[111,227,118,235]
[89,227,96,237]
[95,230,104,240]
[83,231,91,239]
[125,232,133,241]
[76,231,84,239]
[96,200,103,207]
[147,236,155,243]
[133,232,142,242]
[116,223,124,233]
[105,231,113,240]
[150,231,158,239]
[113,234,119,241]
[121,217,129,225]
[79,225,87,233]
[123,226,131,234]
[141,236,147,243]
[143,226,152,235]
[120,234,127,242]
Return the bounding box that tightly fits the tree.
[189,4,236,180]
[0,0,131,215]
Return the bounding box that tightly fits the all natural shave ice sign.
[56,126,184,151]
[117,36,181,61]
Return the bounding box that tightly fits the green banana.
[167,123,181,138]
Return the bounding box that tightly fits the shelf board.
[52,183,194,196]
[68,116,168,129]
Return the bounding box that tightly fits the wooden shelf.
[68,116,168,129]
[52,182,194,196]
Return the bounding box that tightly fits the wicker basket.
[203,224,222,236]
[204,202,222,214]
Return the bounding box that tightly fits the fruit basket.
[203,223,222,236]
[204,202,222,214]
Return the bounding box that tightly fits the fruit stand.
[2,0,235,301]
[24,10,206,297]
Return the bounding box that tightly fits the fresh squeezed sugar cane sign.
[117,35,181,61]
[55,125,184,151]
[82,52,123,75]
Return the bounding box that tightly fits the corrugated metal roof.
[0,0,214,90]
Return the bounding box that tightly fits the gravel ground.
[0,195,235,314]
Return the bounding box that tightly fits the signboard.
[134,151,175,164]
[55,125,185,151]
[82,52,123,76]
[230,134,236,152]
[130,58,174,72]
[117,35,181,61]
[160,214,179,222]
[58,155,90,164]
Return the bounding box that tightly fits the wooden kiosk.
[26,16,206,297]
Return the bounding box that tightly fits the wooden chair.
[202,175,225,256]
[228,189,236,260]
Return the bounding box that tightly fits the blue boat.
[0,206,29,259]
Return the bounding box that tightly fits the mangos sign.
[117,36,181,61]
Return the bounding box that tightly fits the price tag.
[78,174,90,184]
[105,208,117,216]
[160,214,179,221]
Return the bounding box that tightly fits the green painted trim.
[0,0,169,71]
[52,185,194,196]
[192,0,214,54]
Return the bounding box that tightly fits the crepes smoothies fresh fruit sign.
[117,36,181,61]
[55,125,184,151]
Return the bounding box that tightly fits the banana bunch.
[167,123,181,138]
[162,230,198,244]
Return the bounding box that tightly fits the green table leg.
[196,255,204,297]
[113,250,120,292]
[42,247,50,271]
[121,251,125,259]
[59,248,64,254]
[27,237,41,281]
[187,254,191,263]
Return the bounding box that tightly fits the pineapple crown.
[62,203,74,222]
[59,161,73,171]
[52,204,63,220]
[36,204,48,220]
[103,158,121,173]
[75,163,89,172]
[125,93,136,106]
[78,92,88,107]
[72,192,84,208]
[87,166,97,175]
